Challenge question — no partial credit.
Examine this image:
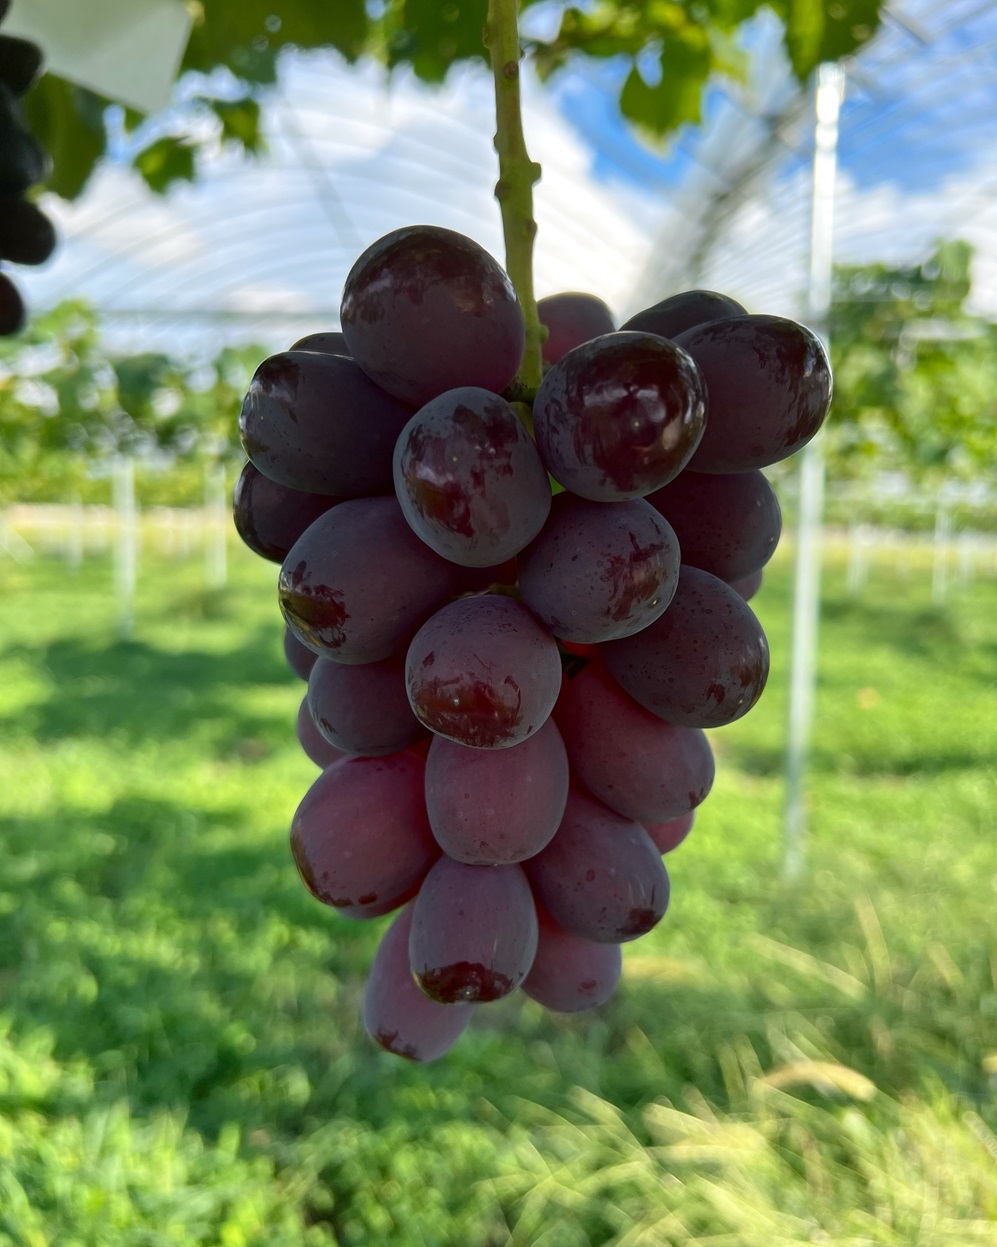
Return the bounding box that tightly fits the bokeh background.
[1,1,994,1243]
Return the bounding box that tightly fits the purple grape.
[307,654,425,757]
[532,332,706,501]
[425,718,569,864]
[239,350,414,496]
[290,752,438,919]
[676,315,832,472]
[522,907,622,1013]
[729,568,764,601]
[363,904,475,1062]
[393,387,551,567]
[340,225,525,406]
[0,36,44,96]
[525,791,669,944]
[621,289,746,338]
[409,857,538,1003]
[0,84,48,193]
[279,496,462,663]
[518,493,680,643]
[284,626,318,682]
[0,195,56,264]
[602,565,770,729]
[0,269,24,335]
[405,595,562,749]
[645,809,696,855]
[296,695,346,769]
[538,291,616,365]
[289,330,350,355]
[646,469,782,583]
[233,461,340,564]
[555,663,714,824]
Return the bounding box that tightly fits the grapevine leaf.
[385,0,490,82]
[133,137,196,194]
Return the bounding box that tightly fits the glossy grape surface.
[279,496,462,663]
[363,904,475,1062]
[341,224,525,406]
[525,791,670,943]
[621,289,746,338]
[239,350,414,496]
[425,718,569,864]
[603,565,770,729]
[555,663,715,823]
[283,626,318,682]
[409,858,538,1003]
[296,696,346,769]
[522,907,622,1013]
[289,330,350,355]
[307,654,424,757]
[518,493,680,643]
[645,809,696,854]
[233,461,339,564]
[290,752,438,918]
[538,291,616,364]
[677,315,832,472]
[532,331,706,500]
[647,468,782,583]
[405,595,562,749]
[394,387,551,567]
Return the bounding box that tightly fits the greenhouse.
[0,0,994,1242]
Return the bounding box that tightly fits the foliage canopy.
[24,0,884,201]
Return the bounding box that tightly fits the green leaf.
[783,0,825,79]
[385,0,489,82]
[184,0,370,74]
[133,137,196,194]
[780,0,882,80]
[22,75,106,200]
[619,26,713,135]
[209,96,264,155]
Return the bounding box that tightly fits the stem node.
[486,0,543,400]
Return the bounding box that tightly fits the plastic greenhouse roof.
[18,0,997,357]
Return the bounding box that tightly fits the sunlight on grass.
[0,537,994,1245]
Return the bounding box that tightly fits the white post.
[932,490,952,606]
[784,62,844,883]
[113,456,138,637]
[66,493,84,572]
[957,533,973,588]
[204,460,228,590]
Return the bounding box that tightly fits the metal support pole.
[204,459,228,590]
[113,456,138,638]
[784,62,844,882]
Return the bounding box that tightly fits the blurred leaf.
[22,75,106,200]
[619,25,713,134]
[133,137,196,194]
[758,1060,878,1100]
[209,96,264,154]
[783,0,825,79]
[827,239,997,485]
[385,0,489,82]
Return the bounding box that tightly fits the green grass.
[0,536,994,1247]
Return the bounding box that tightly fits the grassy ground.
[0,533,994,1247]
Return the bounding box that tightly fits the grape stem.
[485,0,543,403]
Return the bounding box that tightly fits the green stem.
[485,0,543,402]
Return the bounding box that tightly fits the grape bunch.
[234,222,831,1062]
[0,0,55,335]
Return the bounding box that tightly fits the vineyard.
[1,537,994,1242]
